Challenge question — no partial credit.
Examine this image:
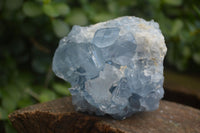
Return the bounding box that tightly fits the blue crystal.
[93,27,120,48]
[52,16,167,119]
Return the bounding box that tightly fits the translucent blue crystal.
[52,16,167,119]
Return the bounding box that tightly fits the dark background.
[0,0,200,132]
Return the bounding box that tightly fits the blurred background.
[0,0,200,132]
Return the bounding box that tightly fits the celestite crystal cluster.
[52,16,167,119]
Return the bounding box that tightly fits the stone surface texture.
[9,97,200,133]
[52,16,167,119]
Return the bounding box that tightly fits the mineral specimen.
[52,16,167,119]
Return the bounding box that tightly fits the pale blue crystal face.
[93,27,120,48]
[52,16,167,119]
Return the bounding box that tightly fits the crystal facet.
[52,16,167,119]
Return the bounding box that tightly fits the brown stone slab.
[9,97,200,133]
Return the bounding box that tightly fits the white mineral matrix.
[52,16,167,119]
